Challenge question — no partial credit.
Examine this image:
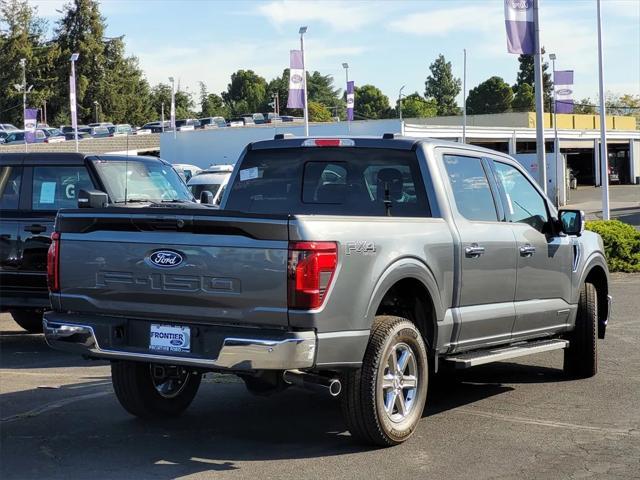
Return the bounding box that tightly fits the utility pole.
[596,0,610,219]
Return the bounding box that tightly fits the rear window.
[225,147,430,217]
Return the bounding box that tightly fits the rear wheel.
[341,315,429,446]
[10,309,43,333]
[564,282,598,378]
[111,361,201,418]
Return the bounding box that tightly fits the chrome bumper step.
[443,339,569,368]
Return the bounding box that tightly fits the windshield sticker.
[39,182,57,204]
[239,167,258,181]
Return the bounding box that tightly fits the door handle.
[519,244,536,256]
[24,224,46,234]
[465,244,485,258]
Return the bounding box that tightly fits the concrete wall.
[159,119,402,167]
[0,134,159,154]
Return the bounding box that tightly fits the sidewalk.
[565,185,640,225]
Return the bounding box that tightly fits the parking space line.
[1,390,111,423]
[455,408,638,437]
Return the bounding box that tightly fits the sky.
[30,0,640,108]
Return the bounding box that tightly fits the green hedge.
[585,220,640,272]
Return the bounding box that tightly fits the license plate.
[149,324,191,353]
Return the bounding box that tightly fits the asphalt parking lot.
[1,274,639,480]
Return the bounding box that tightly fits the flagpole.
[533,0,547,194]
[299,26,309,136]
[550,53,559,206]
[596,0,610,220]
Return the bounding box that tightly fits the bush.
[585,220,640,272]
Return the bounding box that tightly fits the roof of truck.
[0,152,172,166]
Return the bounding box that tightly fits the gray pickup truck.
[44,135,611,446]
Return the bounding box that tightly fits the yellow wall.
[527,112,635,130]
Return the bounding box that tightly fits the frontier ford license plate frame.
[149,324,191,353]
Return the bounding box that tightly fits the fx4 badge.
[345,241,376,256]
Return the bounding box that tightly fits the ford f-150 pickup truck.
[44,135,611,446]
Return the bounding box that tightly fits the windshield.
[92,158,194,204]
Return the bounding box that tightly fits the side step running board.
[443,339,569,368]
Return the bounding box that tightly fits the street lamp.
[70,53,80,152]
[398,85,406,122]
[169,76,176,139]
[299,26,309,136]
[93,100,100,123]
[550,53,560,205]
[342,62,350,132]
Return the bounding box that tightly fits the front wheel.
[341,315,429,446]
[564,282,598,378]
[111,361,201,418]
[10,309,44,333]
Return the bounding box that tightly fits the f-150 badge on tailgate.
[148,250,184,268]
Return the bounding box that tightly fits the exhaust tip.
[328,379,342,397]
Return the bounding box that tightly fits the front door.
[441,153,517,350]
[490,160,574,340]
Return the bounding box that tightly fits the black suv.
[0,153,195,332]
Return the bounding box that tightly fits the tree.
[307,71,343,118]
[149,83,194,120]
[511,82,534,112]
[222,69,268,115]
[424,54,461,116]
[574,98,596,114]
[267,69,292,115]
[308,101,332,122]
[354,84,391,119]
[606,93,640,116]
[513,52,553,110]
[397,92,437,118]
[466,76,513,115]
[199,81,228,118]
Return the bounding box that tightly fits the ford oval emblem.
[149,250,184,268]
[170,338,183,346]
[557,88,573,95]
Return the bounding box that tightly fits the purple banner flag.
[504,0,535,55]
[24,108,38,143]
[346,81,354,121]
[554,70,574,114]
[287,50,305,109]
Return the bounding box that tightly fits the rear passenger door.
[0,162,24,294]
[440,153,517,350]
[18,161,95,288]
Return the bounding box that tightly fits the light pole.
[596,0,610,220]
[93,100,100,123]
[70,53,80,152]
[299,26,309,136]
[17,58,27,152]
[161,101,165,133]
[550,53,560,206]
[398,85,406,122]
[342,62,350,133]
[462,48,467,144]
[169,76,176,139]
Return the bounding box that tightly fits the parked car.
[111,124,133,136]
[187,164,234,205]
[280,115,295,122]
[60,125,90,134]
[63,131,92,141]
[79,126,111,138]
[0,123,19,132]
[263,112,282,123]
[88,122,114,128]
[141,121,171,133]
[43,135,610,446]
[227,116,255,127]
[0,131,9,143]
[0,153,196,333]
[175,119,201,131]
[38,128,66,143]
[199,117,227,129]
[172,163,202,182]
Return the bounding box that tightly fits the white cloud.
[388,4,502,36]
[256,0,383,31]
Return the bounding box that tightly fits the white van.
[187,164,234,205]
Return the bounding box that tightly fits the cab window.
[32,166,93,210]
[443,155,497,222]
[492,161,548,232]
[0,166,22,210]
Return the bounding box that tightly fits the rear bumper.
[43,312,316,371]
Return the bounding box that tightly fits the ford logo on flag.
[557,88,573,95]
[507,0,531,9]
[291,73,303,84]
[149,250,184,268]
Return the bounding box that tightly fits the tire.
[10,309,44,333]
[564,282,598,378]
[341,315,429,446]
[111,361,201,418]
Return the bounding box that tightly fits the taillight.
[288,241,337,310]
[47,232,60,292]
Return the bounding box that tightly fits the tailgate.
[54,210,290,328]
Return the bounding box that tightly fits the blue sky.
[31,0,640,107]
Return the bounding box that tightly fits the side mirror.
[199,190,214,204]
[558,209,584,236]
[78,189,108,208]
